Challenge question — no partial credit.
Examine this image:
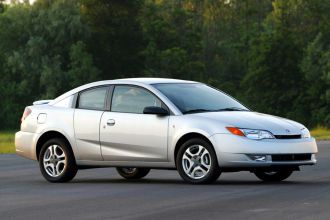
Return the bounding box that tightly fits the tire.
[39,138,78,183]
[176,138,221,184]
[254,170,293,182]
[116,167,150,179]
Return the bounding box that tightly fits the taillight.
[21,107,32,123]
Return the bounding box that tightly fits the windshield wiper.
[183,109,213,114]
[216,107,249,111]
[183,107,249,114]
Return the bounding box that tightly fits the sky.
[4,0,36,4]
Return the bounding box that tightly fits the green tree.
[80,0,144,79]
[68,41,100,88]
[301,34,330,126]
[242,0,330,126]
[0,0,329,129]
[201,0,272,94]
[0,0,99,129]
[140,0,205,81]
[0,0,5,13]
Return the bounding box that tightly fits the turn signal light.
[226,127,245,136]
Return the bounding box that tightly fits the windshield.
[153,83,248,114]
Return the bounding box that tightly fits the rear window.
[78,87,108,110]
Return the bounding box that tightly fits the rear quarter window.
[53,95,74,108]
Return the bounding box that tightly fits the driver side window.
[111,85,162,114]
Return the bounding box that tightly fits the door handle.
[106,119,115,126]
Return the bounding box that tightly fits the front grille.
[274,135,301,139]
[272,154,311,162]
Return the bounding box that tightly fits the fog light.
[311,154,316,161]
[249,155,267,162]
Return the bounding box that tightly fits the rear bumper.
[210,133,318,168]
[15,131,38,160]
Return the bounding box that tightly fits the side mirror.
[143,106,169,116]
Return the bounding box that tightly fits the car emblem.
[285,129,290,133]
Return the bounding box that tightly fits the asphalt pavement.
[1,141,330,220]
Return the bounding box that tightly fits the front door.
[74,86,109,160]
[100,85,169,162]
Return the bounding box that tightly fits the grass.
[0,131,15,154]
[0,127,329,154]
[311,127,330,140]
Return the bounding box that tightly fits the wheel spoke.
[58,159,66,165]
[187,162,195,175]
[191,166,202,178]
[185,151,193,159]
[45,163,56,176]
[183,154,193,164]
[44,151,51,162]
[201,148,208,158]
[48,146,54,156]
[199,164,209,171]
[56,161,65,174]
[183,157,194,173]
[185,148,195,159]
[199,167,208,176]
[54,146,65,159]
[196,146,204,156]
[201,155,211,169]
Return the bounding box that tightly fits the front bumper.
[15,131,38,160]
[210,133,318,168]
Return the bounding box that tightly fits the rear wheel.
[254,170,293,182]
[39,138,77,183]
[176,138,221,184]
[116,167,150,179]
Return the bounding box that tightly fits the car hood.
[193,111,305,135]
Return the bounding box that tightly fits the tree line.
[0,0,329,129]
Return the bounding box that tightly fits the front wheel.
[39,138,78,183]
[116,167,150,179]
[254,170,293,182]
[176,138,221,184]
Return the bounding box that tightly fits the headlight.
[241,129,275,140]
[226,127,275,140]
[301,128,311,138]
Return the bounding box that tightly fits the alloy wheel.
[43,145,66,177]
[121,168,137,174]
[182,145,211,179]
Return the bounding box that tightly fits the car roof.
[103,78,196,85]
[49,78,197,105]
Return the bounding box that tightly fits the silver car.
[15,78,318,184]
